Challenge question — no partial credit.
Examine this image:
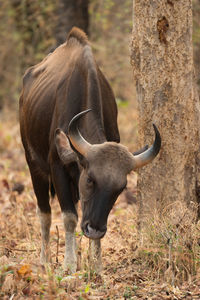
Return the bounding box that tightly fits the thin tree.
[55,0,89,45]
[131,0,200,224]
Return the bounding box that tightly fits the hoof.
[63,257,77,274]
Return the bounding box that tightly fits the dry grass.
[0,110,200,299]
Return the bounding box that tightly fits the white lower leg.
[89,239,102,273]
[62,212,77,273]
[37,208,51,264]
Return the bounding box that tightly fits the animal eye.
[87,177,93,185]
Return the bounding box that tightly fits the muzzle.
[82,222,107,239]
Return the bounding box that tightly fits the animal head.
[55,110,161,239]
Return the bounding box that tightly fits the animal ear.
[55,128,77,164]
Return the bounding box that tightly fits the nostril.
[85,223,96,235]
[84,222,90,235]
[87,224,106,238]
[82,220,107,239]
[88,224,97,235]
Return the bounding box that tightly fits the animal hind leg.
[37,207,51,264]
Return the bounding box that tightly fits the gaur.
[19,27,161,273]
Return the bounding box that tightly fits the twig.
[56,225,59,263]
[77,235,82,271]
[9,294,15,300]
[12,248,36,252]
[167,237,175,286]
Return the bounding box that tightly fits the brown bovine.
[19,27,161,273]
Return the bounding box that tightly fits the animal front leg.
[89,239,102,273]
[37,208,51,264]
[63,212,78,273]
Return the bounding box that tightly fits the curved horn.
[68,109,92,156]
[133,144,149,156]
[133,124,161,169]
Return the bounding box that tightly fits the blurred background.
[0,0,134,108]
[0,0,199,142]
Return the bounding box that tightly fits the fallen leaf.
[17,264,32,277]
[2,179,10,190]
[22,284,31,296]
[12,182,24,194]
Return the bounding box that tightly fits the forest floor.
[0,108,200,299]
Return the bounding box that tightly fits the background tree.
[0,0,134,113]
[55,0,89,45]
[131,0,200,225]
[0,0,56,109]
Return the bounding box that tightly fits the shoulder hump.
[67,27,89,45]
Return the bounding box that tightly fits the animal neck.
[81,114,107,145]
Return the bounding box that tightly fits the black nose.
[82,222,107,239]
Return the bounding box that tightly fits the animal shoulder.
[67,27,89,46]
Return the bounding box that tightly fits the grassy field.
[0,107,199,300]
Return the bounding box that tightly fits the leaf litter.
[0,115,199,299]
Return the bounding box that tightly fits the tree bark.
[131,0,200,224]
[55,0,89,45]
[193,0,200,93]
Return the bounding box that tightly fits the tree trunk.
[131,0,200,224]
[193,0,200,93]
[55,0,89,45]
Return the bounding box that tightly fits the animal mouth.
[83,223,107,239]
